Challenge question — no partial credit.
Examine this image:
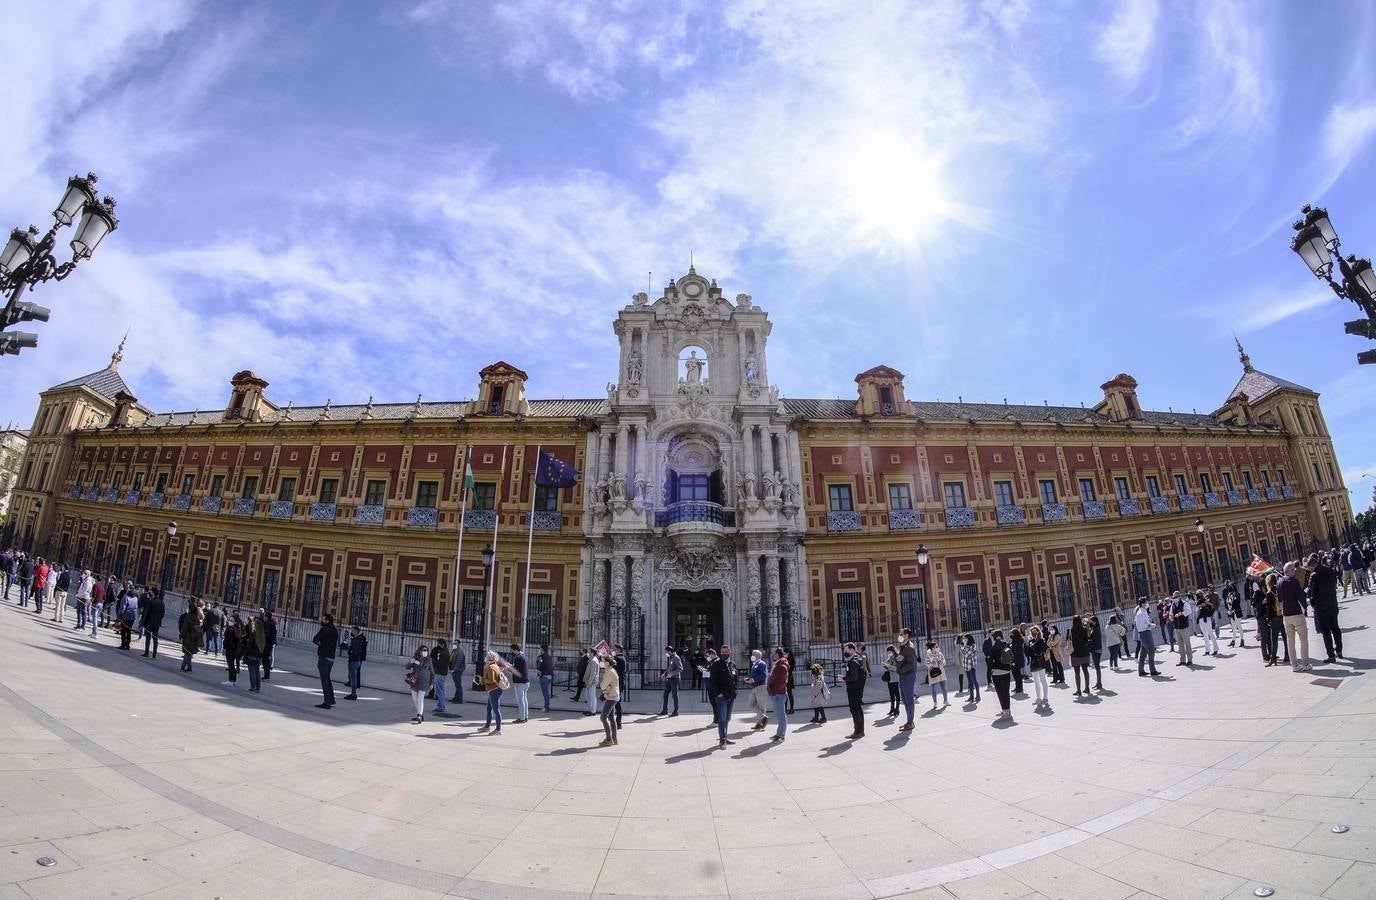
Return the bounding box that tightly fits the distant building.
[0,426,30,530]
[4,270,1353,654]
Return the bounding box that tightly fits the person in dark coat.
[707,646,738,749]
[1307,553,1343,662]
[312,613,339,708]
[344,626,368,700]
[1010,625,1026,695]
[222,612,243,686]
[141,588,165,658]
[260,611,278,680]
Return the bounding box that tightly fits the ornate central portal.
[667,589,722,654]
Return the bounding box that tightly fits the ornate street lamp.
[1,173,119,356]
[473,544,494,689]
[914,544,933,635]
[1290,204,1376,364]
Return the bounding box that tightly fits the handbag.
[497,668,511,690]
[881,670,891,683]
[404,667,418,687]
[928,666,941,679]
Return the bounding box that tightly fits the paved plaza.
[1,599,1375,899]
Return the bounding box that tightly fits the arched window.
[679,346,708,384]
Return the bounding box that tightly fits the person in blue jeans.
[450,641,466,704]
[312,613,338,709]
[479,650,514,734]
[660,645,683,716]
[895,628,919,731]
[536,643,556,713]
[707,645,738,749]
[767,647,790,742]
[344,626,367,700]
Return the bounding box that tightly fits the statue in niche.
[626,351,643,386]
[744,354,758,383]
[608,473,626,501]
[684,350,703,384]
[763,470,781,501]
[734,471,746,503]
[744,470,757,501]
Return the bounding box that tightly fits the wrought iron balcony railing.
[147,492,165,509]
[1042,503,1067,523]
[356,504,385,524]
[85,487,99,500]
[1204,492,1221,508]
[309,502,337,521]
[1118,498,1140,516]
[201,496,222,513]
[528,510,562,531]
[406,506,439,527]
[1282,485,1294,499]
[945,506,976,528]
[463,509,497,530]
[656,501,736,528]
[1248,488,1261,503]
[996,504,1025,525]
[1177,494,1197,510]
[124,490,141,505]
[103,489,118,502]
[1083,500,1106,519]
[888,508,922,530]
[172,493,192,510]
[232,498,256,516]
[826,510,862,532]
[1149,496,1169,513]
[1265,487,1278,501]
[1226,490,1242,505]
[69,486,81,498]
[269,500,295,519]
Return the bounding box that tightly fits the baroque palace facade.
[4,268,1356,651]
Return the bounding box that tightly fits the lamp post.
[914,544,933,635]
[1,173,119,356]
[1319,500,1336,548]
[1290,205,1376,365]
[159,521,177,591]
[473,543,494,687]
[1194,517,1212,586]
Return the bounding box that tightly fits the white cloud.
[1095,0,1158,84]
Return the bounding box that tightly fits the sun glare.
[838,134,953,247]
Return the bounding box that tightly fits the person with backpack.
[1198,591,1220,656]
[1223,584,1247,649]
[405,646,433,725]
[242,617,266,692]
[449,640,466,705]
[478,649,515,734]
[990,630,1015,721]
[981,632,995,692]
[260,611,278,680]
[32,558,48,615]
[839,642,867,740]
[202,603,221,656]
[957,634,980,703]
[179,598,205,672]
[707,645,738,749]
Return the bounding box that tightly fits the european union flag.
[535,449,578,488]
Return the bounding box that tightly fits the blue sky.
[2,0,1375,515]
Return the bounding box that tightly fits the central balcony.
[124,490,141,506]
[232,498,256,516]
[463,509,497,530]
[269,500,295,519]
[1204,491,1221,508]
[658,500,736,530]
[406,506,439,528]
[355,504,385,525]
[1119,498,1140,516]
[1178,494,1197,510]
[1150,496,1169,513]
[1042,503,1067,523]
[996,504,1025,526]
[1083,500,1106,519]
[888,508,922,530]
[201,496,222,513]
[944,506,975,528]
[1226,490,1242,505]
[147,492,165,509]
[1248,488,1261,503]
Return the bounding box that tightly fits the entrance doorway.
[668,589,722,656]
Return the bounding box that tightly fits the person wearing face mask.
[659,645,683,716]
[405,645,433,725]
[894,628,919,731]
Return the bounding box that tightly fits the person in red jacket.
[33,559,49,615]
[766,646,790,743]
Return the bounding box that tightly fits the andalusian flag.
[463,454,475,493]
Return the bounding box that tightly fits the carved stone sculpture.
[684,350,703,384]
[626,351,643,386]
[763,470,781,501]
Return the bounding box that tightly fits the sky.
[2,0,1375,516]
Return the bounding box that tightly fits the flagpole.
[481,444,507,664]
[523,445,541,633]
[449,444,471,646]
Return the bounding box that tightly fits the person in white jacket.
[582,649,602,716]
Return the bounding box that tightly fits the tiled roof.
[783,398,1267,430]
[1227,368,1315,404]
[134,397,608,428]
[46,366,131,402]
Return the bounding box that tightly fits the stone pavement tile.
[864,888,951,900]
[1190,808,1319,849]
[18,856,182,899]
[557,771,635,795]
[827,825,968,881]
[353,821,499,877]
[1350,780,1376,799]
[332,783,450,822]
[595,847,729,896]
[714,812,824,848]
[143,829,267,880]
[1272,794,1376,827]
[1102,820,1226,864]
[1203,838,1353,895]
[790,783,886,812]
[157,811,236,842]
[52,820,185,865]
[1136,800,1214,829]
[1324,860,1376,900]
[1181,785,1294,815]
[943,869,1032,899]
[892,787,1007,819]
[1253,772,1369,798]
[612,814,716,851]
[466,840,607,893]
[1052,835,1137,869]
[532,787,629,818]
[1006,853,1138,900]
[513,810,619,849]
[77,797,187,830]
[1294,821,1376,861]
[720,842,854,895]
[1326,755,1376,778]
[807,803,916,839]
[1014,784,1147,829]
[0,840,79,883]
[452,779,551,811]
[1220,884,1327,900]
[0,811,96,848]
[935,806,1066,858]
[0,775,67,815]
[1101,849,1244,900]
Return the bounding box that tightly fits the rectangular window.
[20,461,32,489]
[1261,471,1272,489]
[1328,462,1338,485]
[210,474,225,496]
[160,551,176,589]
[93,540,107,573]
[302,574,324,620]
[1217,547,1232,579]
[401,584,427,634]
[993,480,1014,507]
[1173,473,1188,497]
[155,472,168,493]
[1277,536,1289,562]
[1222,472,1234,491]
[1095,567,1115,610]
[415,480,439,508]
[1199,473,1212,493]
[37,462,49,490]
[1292,532,1302,557]
[364,479,386,506]
[472,482,496,510]
[943,482,967,509]
[888,483,913,510]
[191,558,208,595]
[1164,558,1180,593]
[956,583,981,631]
[1191,552,1207,588]
[1259,539,1270,563]
[92,472,103,491]
[261,569,280,611]
[319,477,339,503]
[242,475,259,498]
[348,579,372,626]
[278,477,297,501]
[135,548,151,585]
[225,563,242,605]
[76,468,87,489]
[1242,471,1254,490]
[112,545,128,580]
[1054,573,1075,617]
[132,472,145,492]
[679,473,709,501]
[111,472,123,491]
[460,589,485,640]
[899,587,925,636]
[836,592,864,643]
[878,385,894,414]
[1039,479,1058,506]
[1313,462,1323,486]
[1009,578,1031,624]
[534,484,559,511]
[1114,477,1131,501]
[1078,478,1097,502]
[1131,562,1148,599]
[828,484,854,512]
[181,473,195,495]
[1239,543,1251,569]
[524,592,553,645]
[1278,469,1287,486]
[1146,475,1161,498]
